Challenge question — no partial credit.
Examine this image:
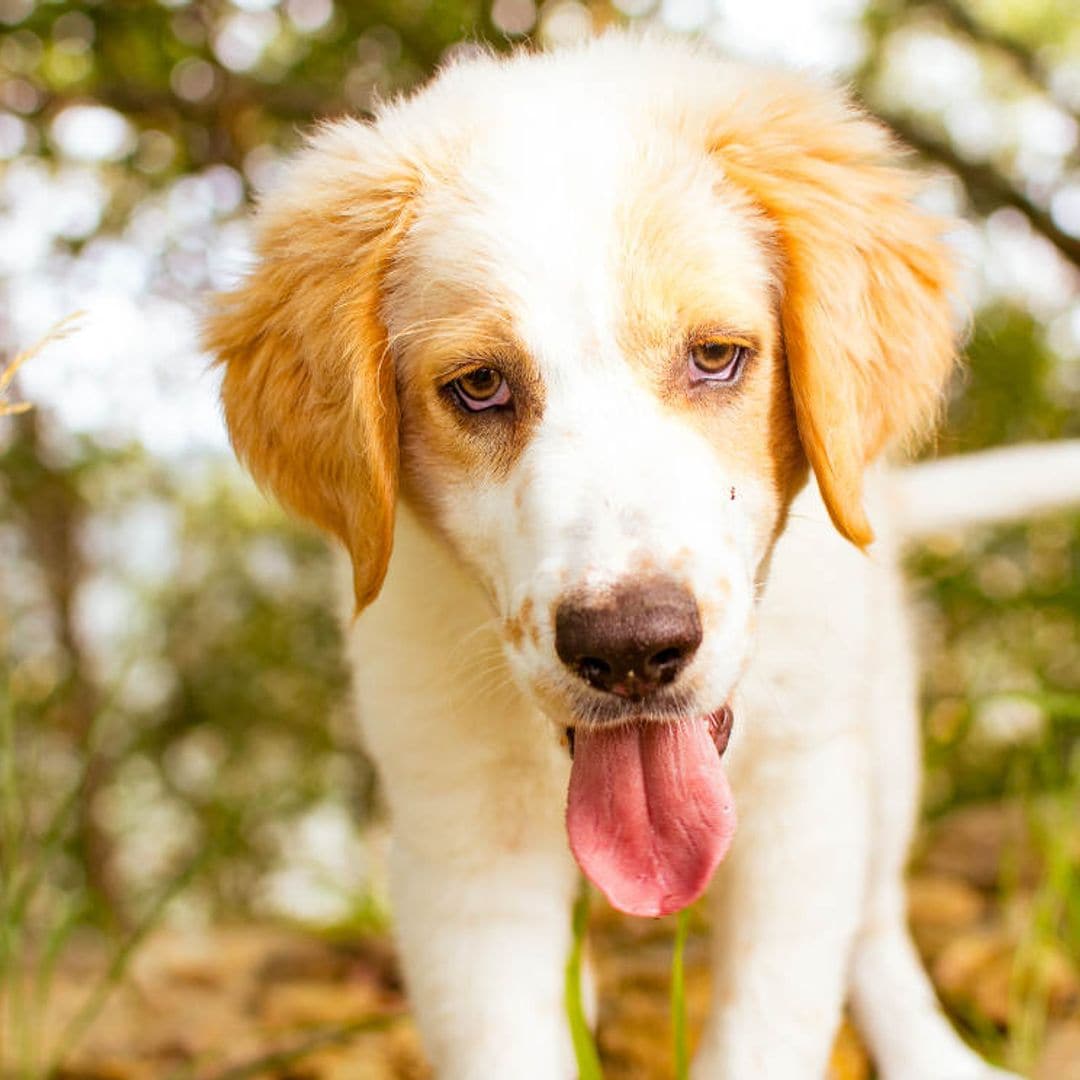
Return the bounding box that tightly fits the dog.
[207,32,1080,1078]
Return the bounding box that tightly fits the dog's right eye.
[688,340,748,384]
[449,367,512,412]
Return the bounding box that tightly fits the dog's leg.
[684,502,874,1080]
[388,813,578,1080]
[692,730,870,1080]
[348,517,578,1079]
[368,697,578,1079]
[848,561,1020,1080]
[364,693,578,1080]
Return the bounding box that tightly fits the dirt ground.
[10,800,1080,1080]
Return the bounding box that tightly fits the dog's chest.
[727,480,888,773]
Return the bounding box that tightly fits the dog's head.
[207,35,956,914]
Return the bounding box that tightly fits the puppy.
[207,32,1041,1079]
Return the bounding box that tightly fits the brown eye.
[686,341,747,388]
[691,341,737,372]
[451,366,512,412]
[688,341,747,383]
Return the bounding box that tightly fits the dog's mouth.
[565,706,736,918]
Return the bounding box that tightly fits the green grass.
[565,883,604,1080]
[563,885,696,1080]
[671,908,691,1080]
[1001,768,1080,1073]
[0,674,214,1079]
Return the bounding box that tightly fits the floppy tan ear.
[205,121,417,611]
[708,75,957,546]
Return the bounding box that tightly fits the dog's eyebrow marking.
[686,326,762,350]
[388,311,519,363]
[432,344,536,393]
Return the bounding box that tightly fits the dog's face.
[387,122,799,728]
[208,37,956,913]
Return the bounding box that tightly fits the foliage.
[0,0,1077,1073]
[1,0,507,191]
[911,306,1080,817]
[0,428,366,922]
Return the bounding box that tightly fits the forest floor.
[9,800,1080,1080]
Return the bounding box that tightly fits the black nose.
[554,577,702,699]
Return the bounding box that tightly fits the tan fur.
[395,333,547,515]
[702,75,957,545]
[206,122,419,611]
[611,148,804,552]
[208,37,957,608]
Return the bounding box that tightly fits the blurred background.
[0,0,1078,1077]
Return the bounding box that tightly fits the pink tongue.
[566,719,736,917]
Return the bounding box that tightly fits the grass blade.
[45,844,211,1076]
[194,1015,403,1080]
[671,908,690,1080]
[0,681,25,1069]
[565,883,603,1080]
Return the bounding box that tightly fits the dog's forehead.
[386,98,777,364]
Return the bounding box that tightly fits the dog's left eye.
[450,367,512,412]
[688,341,747,384]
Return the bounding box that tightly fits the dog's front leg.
[693,732,869,1080]
[349,518,580,1079]
[388,812,579,1080]
[362,682,578,1079]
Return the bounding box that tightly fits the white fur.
[350,472,1044,1078]
[329,39,1064,1080]
[222,34,1080,1080]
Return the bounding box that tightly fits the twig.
[199,1014,404,1080]
[0,313,84,417]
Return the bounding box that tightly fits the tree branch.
[883,110,1080,270]
[905,0,1078,124]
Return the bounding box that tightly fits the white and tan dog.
[208,33,1080,1079]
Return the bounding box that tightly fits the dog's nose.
[554,577,702,698]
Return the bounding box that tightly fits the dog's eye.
[688,341,747,384]
[450,367,512,412]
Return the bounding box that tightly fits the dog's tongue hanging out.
[566,717,736,917]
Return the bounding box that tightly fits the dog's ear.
[206,121,417,612]
[709,76,957,545]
